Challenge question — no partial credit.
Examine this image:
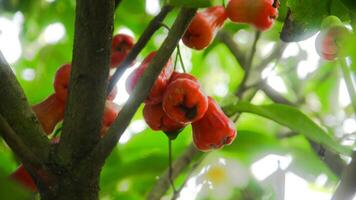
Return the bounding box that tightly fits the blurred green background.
[0,0,355,199]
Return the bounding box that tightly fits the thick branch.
[107,5,173,93]
[147,144,202,200]
[216,30,246,68]
[0,114,43,170]
[0,51,50,163]
[89,7,197,166]
[57,0,115,166]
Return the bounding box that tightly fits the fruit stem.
[174,50,179,71]
[177,45,186,73]
[168,138,177,195]
[339,58,356,114]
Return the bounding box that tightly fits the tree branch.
[88,7,197,166]
[331,152,356,200]
[56,0,115,166]
[216,30,246,68]
[236,30,261,97]
[255,42,287,71]
[147,144,202,200]
[107,5,173,93]
[0,113,44,172]
[260,83,294,106]
[0,51,50,163]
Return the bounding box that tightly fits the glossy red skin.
[32,94,65,135]
[169,72,198,83]
[192,97,236,152]
[226,0,279,31]
[54,63,71,103]
[10,165,37,192]
[107,85,118,101]
[110,34,135,68]
[126,52,174,104]
[143,103,185,133]
[183,6,227,50]
[163,79,208,124]
[315,26,350,61]
[100,101,121,136]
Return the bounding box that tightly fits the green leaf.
[165,0,213,8]
[230,102,351,155]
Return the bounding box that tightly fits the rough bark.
[56,0,115,167]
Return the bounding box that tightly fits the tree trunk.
[39,166,101,200]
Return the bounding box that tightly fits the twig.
[261,84,294,106]
[216,30,246,68]
[255,42,287,71]
[236,31,261,97]
[88,7,198,168]
[107,6,173,94]
[168,139,177,195]
[56,0,115,166]
[177,44,186,72]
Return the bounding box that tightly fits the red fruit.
[54,64,117,102]
[315,26,350,61]
[10,165,37,192]
[169,72,198,83]
[126,52,174,104]
[192,97,236,151]
[54,63,71,103]
[183,6,227,50]
[100,101,121,136]
[226,0,279,31]
[143,103,185,135]
[111,34,135,68]
[32,94,65,135]
[162,79,208,124]
[107,85,118,101]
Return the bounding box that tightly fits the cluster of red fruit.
[126,52,236,151]
[183,0,280,50]
[10,34,135,192]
